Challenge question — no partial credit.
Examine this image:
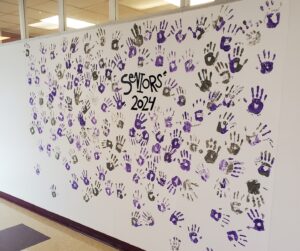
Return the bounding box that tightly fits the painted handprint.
[181,49,196,73]
[143,20,155,41]
[96,27,106,46]
[156,20,170,44]
[167,176,182,195]
[215,61,231,85]
[142,211,155,226]
[170,18,187,43]
[244,86,267,115]
[219,158,244,178]
[212,5,234,31]
[116,183,126,199]
[242,19,262,46]
[246,180,266,208]
[188,16,210,40]
[260,0,282,29]
[111,30,123,51]
[167,51,178,73]
[131,211,143,227]
[70,36,79,53]
[136,147,150,166]
[220,24,243,52]
[227,229,248,247]
[222,84,243,107]
[106,153,119,171]
[170,211,184,227]
[247,209,265,231]
[133,190,144,209]
[228,44,248,73]
[180,179,198,201]
[204,138,221,164]
[145,183,159,202]
[225,131,244,155]
[216,112,236,134]
[214,178,230,198]
[195,163,210,182]
[130,23,143,47]
[210,208,231,227]
[257,50,276,74]
[195,69,213,92]
[230,191,247,215]
[177,149,192,171]
[188,224,202,244]
[256,151,275,177]
[137,48,150,68]
[153,45,165,67]
[170,237,181,251]
[245,123,273,147]
[204,42,219,66]
[157,196,171,213]
[146,161,157,182]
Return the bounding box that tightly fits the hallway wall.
[0,1,296,250]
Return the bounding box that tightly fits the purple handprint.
[70,173,79,190]
[245,86,267,115]
[154,45,165,67]
[156,20,170,44]
[216,112,235,134]
[134,113,147,130]
[167,176,182,195]
[181,49,196,73]
[101,98,113,112]
[212,5,234,31]
[210,208,231,227]
[170,18,187,43]
[96,166,107,181]
[157,197,170,212]
[178,149,192,171]
[80,170,90,186]
[146,161,157,182]
[171,129,183,150]
[257,50,276,74]
[126,38,137,58]
[188,224,202,244]
[228,44,248,73]
[170,211,184,226]
[227,230,248,247]
[260,0,282,29]
[256,151,275,177]
[113,92,126,110]
[247,209,265,231]
[167,51,178,73]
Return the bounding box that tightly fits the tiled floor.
[0,198,118,251]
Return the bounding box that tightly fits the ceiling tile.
[65,0,106,9]
[0,2,18,14]
[0,14,20,25]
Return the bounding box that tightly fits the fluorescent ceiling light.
[0,36,10,41]
[29,15,95,30]
[190,0,215,6]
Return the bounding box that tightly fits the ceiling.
[0,0,235,42]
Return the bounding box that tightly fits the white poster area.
[0,0,289,250]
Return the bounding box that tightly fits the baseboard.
[0,191,144,251]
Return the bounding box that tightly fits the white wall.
[0,1,296,251]
[268,0,300,250]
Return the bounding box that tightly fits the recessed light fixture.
[190,0,215,6]
[0,36,10,41]
[29,15,95,30]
